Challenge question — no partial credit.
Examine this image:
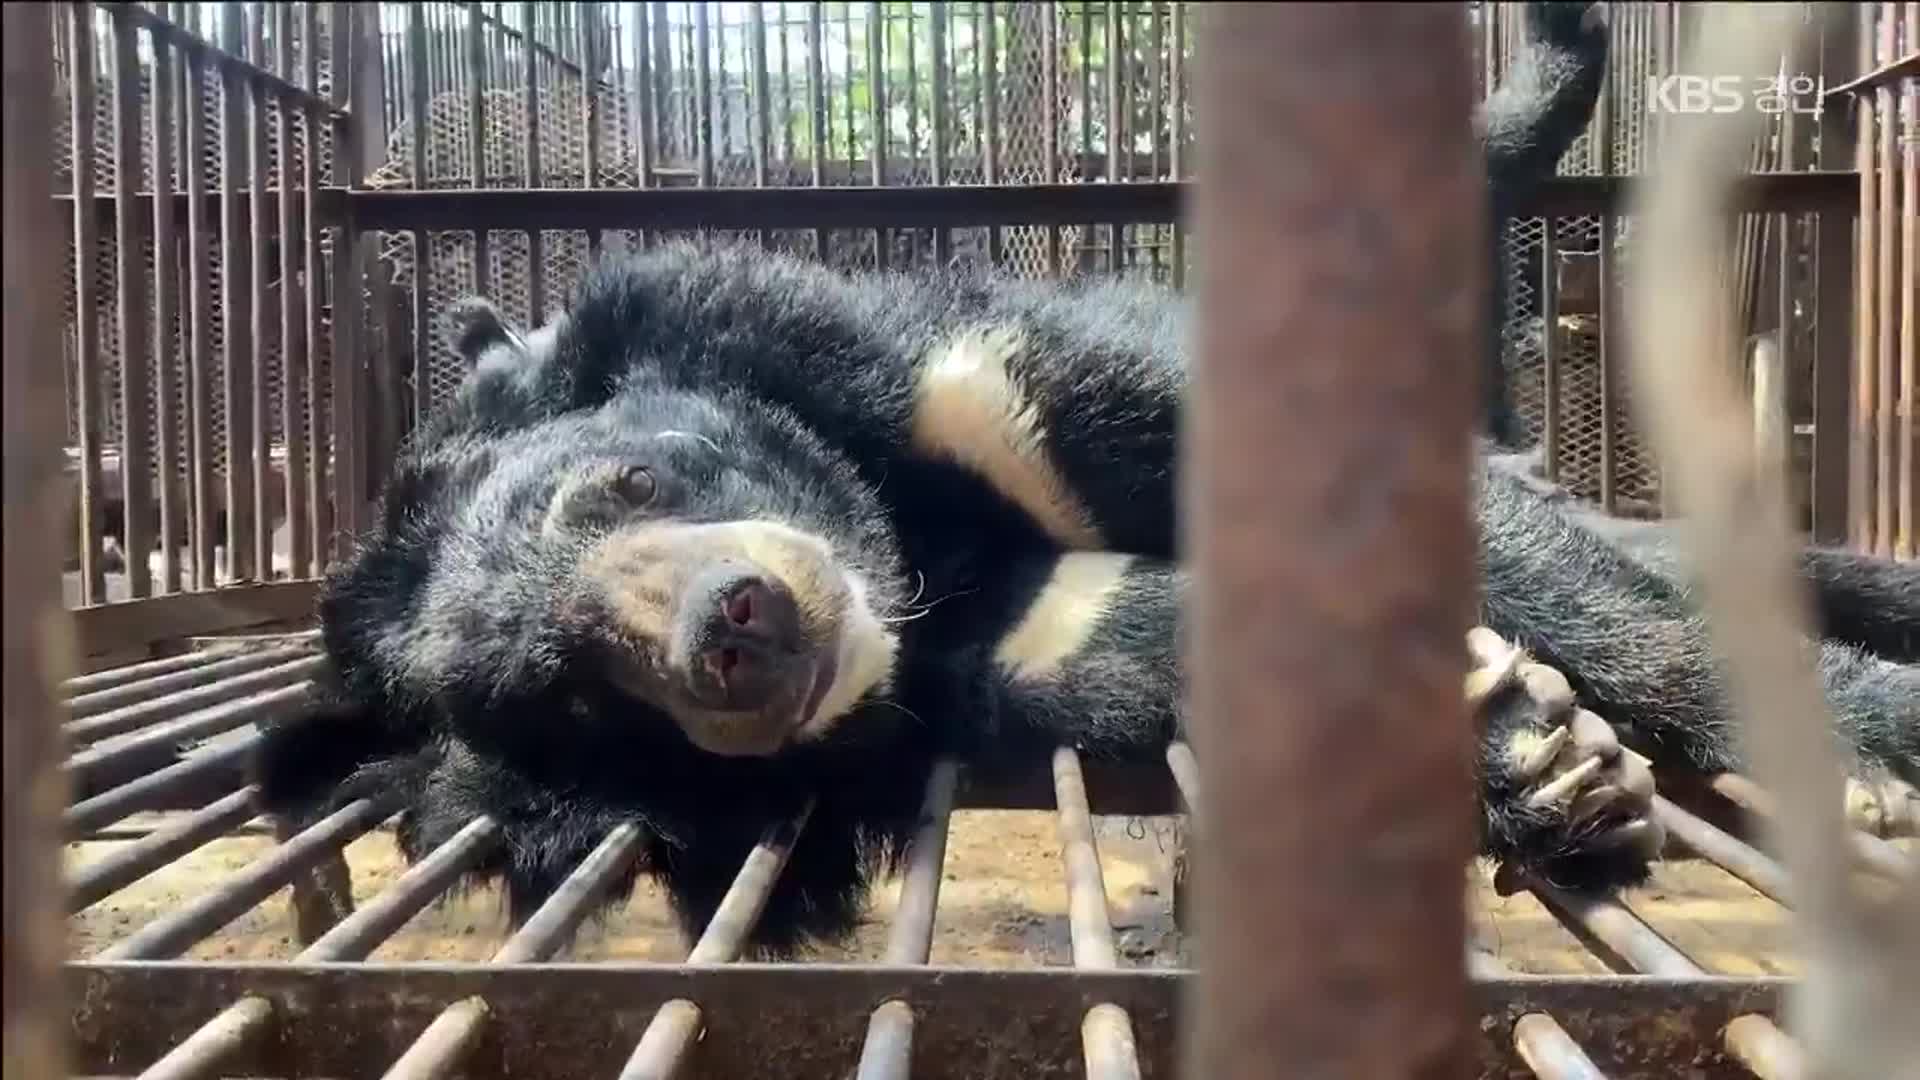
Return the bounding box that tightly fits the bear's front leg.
[1465,627,1665,895]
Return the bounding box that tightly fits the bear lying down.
[252,241,1920,956]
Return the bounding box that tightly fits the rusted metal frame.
[750,1,771,252]
[380,823,647,1080]
[65,654,324,745]
[466,3,492,295]
[68,964,1804,1080]
[64,731,260,837]
[150,7,185,594]
[132,816,503,1080]
[95,795,396,962]
[865,1,887,269]
[1524,877,1804,1078]
[616,799,818,1080]
[1821,48,1920,98]
[184,44,218,586]
[1468,946,1609,1080]
[1854,7,1878,551]
[220,5,258,585]
[277,17,312,582]
[1706,771,1913,880]
[981,2,1000,266]
[1167,1,1181,287]
[71,1,109,605]
[1542,219,1562,479]
[1185,6,1481,1077]
[852,758,960,1080]
[71,578,323,660]
[67,786,261,912]
[806,2,826,258]
[247,49,274,579]
[1874,4,1899,556]
[62,648,242,698]
[331,169,1859,231]
[330,3,367,551]
[929,2,951,266]
[524,4,547,321]
[1051,748,1142,1080]
[64,680,315,795]
[102,2,346,122]
[301,5,329,576]
[64,642,314,721]
[3,7,74,1072]
[1105,0,1124,275]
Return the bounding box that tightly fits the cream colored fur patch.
[910,328,1103,550]
[994,553,1134,683]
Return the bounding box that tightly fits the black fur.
[253,1,1917,957]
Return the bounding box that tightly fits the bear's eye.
[615,466,657,506]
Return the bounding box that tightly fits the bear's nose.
[680,568,805,711]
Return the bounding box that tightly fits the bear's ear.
[249,693,427,824]
[446,296,530,371]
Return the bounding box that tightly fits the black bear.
[254,2,1919,956]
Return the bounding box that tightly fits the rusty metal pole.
[4,5,76,1079]
[1184,5,1483,1079]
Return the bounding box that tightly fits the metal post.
[1186,5,1482,1077]
[4,4,74,1076]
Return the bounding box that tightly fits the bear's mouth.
[798,646,840,731]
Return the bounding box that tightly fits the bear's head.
[318,293,911,765]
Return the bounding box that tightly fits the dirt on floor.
[67,807,1887,975]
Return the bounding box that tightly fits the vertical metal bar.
[866,1,886,268]
[634,0,655,214]
[1853,4,1878,551]
[1186,5,1479,1077]
[1147,1,1163,278]
[1812,10,1857,543]
[468,2,492,295]
[751,1,770,191]
[302,6,329,575]
[406,3,429,425]
[3,8,71,1071]
[1542,221,1562,480]
[222,5,257,584]
[983,2,1000,266]
[184,43,215,587]
[1900,0,1917,559]
[584,0,604,189]
[806,3,826,258]
[779,1,796,168]
[1077,1,1092,274]
[1043,2,1060,274]
[525,4,547,320]
[69,3,107,604]
[248,70,273,579]
[278,52,310,583]
[1874,2,1897,556]
[1595,41,1617,514]
[695,1,714,191]
[1168,1,1183,287]
[930,2,950,265]
[1105,0,1123,273]
[331,2,366,551]
[148,14,184,595]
